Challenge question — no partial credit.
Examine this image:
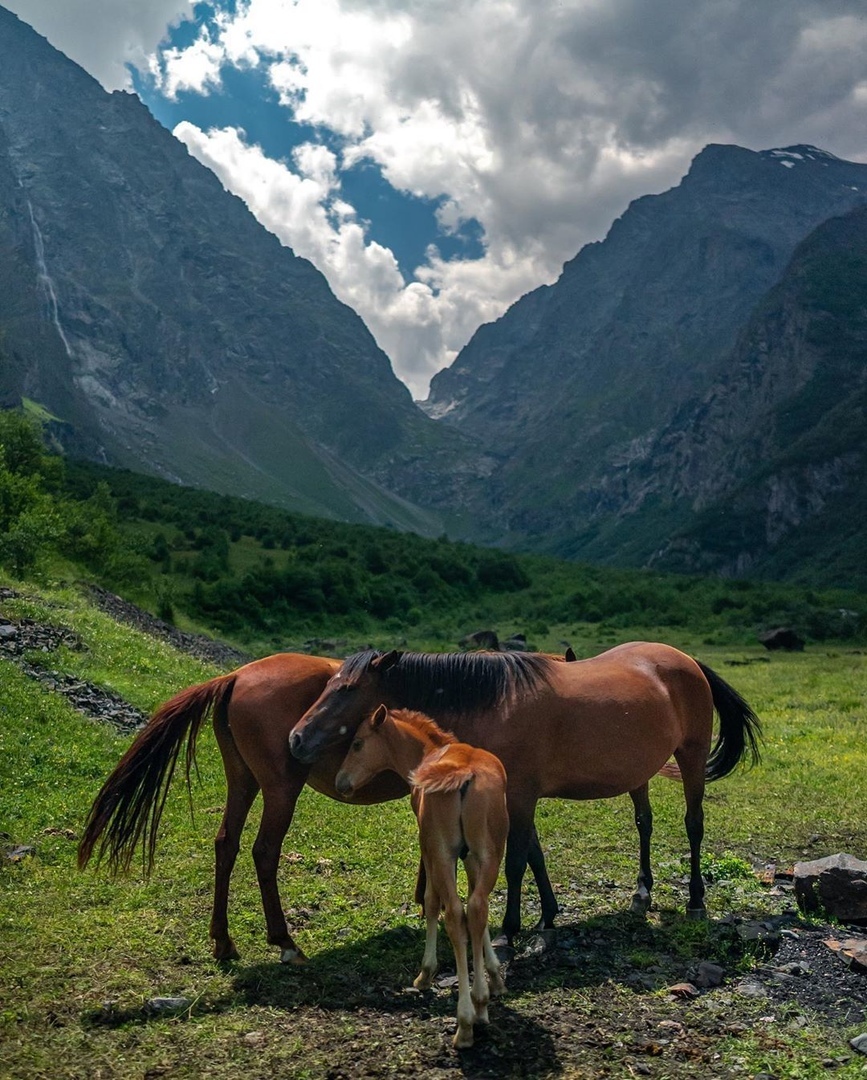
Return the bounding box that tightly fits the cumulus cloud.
[9,0,867,395]
[5,0,192,90]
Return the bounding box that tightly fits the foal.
[335,705,508,1049]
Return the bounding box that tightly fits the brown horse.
[79,653,401,962]
[290,642,762,942]
[335,705,508,1048]
[77,651,552,961]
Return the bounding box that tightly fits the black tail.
[77,673,237,875]
[696,661,762,781]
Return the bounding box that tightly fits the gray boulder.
[794,853,867,922]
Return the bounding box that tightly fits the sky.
[6,1,867,398]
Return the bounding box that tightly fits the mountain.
[0,5,466,533]
[422,143,867,574]
[642,204,867,587]
[2,3,865,587]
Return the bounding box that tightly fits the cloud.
[5,0,192,90]
[9,1,867,395]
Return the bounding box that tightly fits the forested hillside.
[2,409,864,654]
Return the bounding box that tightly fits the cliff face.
[0,5,464,531]
[422,144,867,571]
[641,206,867,584]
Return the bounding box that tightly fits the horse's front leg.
[252,768,308,963]
[628,783,654,915]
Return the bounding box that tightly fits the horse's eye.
[352,739,363,752]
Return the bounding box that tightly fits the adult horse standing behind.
[290,641,762,943]
[335,705,508,1049]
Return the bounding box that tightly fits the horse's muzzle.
[289,729,317,764]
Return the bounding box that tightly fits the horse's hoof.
[212,940,240,962]
[686,906,707,922]
[473,1005,490,1025]
[533,915,558,932]
[413,971,433,990]
[453,1028,474,1050]
[280,946,308,964]
[629,895,651,916]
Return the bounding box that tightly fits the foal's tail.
[77,673,238,875]
[410,759,475,794]
[659,660,762,782]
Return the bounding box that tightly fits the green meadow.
[1,579,866,1078]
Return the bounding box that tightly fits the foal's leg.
[628,783,654,915]
[252,771,309,962]
[439,872,474,1049]
[464,853,506,1023]
[676,748,707,918]
[211,718,260,960]
[414,865,441,990]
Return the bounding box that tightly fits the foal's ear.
[565,646,577,662]
[369,649,401,672]
[371,704,388,727]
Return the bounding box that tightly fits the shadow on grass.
[80,902,770,1080]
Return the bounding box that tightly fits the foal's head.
[334,704,393,797]
[334,705,455,796]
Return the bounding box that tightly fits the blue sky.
[8,0,867,396]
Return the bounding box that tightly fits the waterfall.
[27,201,73,357]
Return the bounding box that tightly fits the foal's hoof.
[280,945,308,964]
[453,1027,474,1050]
[686,906,707,922]
[629,894,651,916]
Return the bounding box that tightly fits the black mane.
[341,649,554,715]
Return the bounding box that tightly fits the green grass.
[2,579,866,1077]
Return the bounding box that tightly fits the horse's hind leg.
[211,719,260,960]
[500,798,539,943]
[528,824,559,930]
[676,747,707,919]
[628,783,654,915]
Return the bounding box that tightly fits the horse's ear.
[371,704,388,728]
[370,650,401,672]
[565,646,577,662]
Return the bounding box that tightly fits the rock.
[737,920,782,948]
[794,853,867,922]
[668,981,700,998]
[146,996,192,1014]
[733,977,768,998]
[850,1033,867,1055]
[458,629,500,651]
[502,633,533,652]
[759,627,805,651]
[824,936,867,974]
[694,961,725,988]
[4,845,35,862]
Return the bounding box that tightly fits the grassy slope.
[2,580,866,1078]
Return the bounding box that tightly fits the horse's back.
[504,642,713,799]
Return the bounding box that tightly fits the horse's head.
[289,650,401,764]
